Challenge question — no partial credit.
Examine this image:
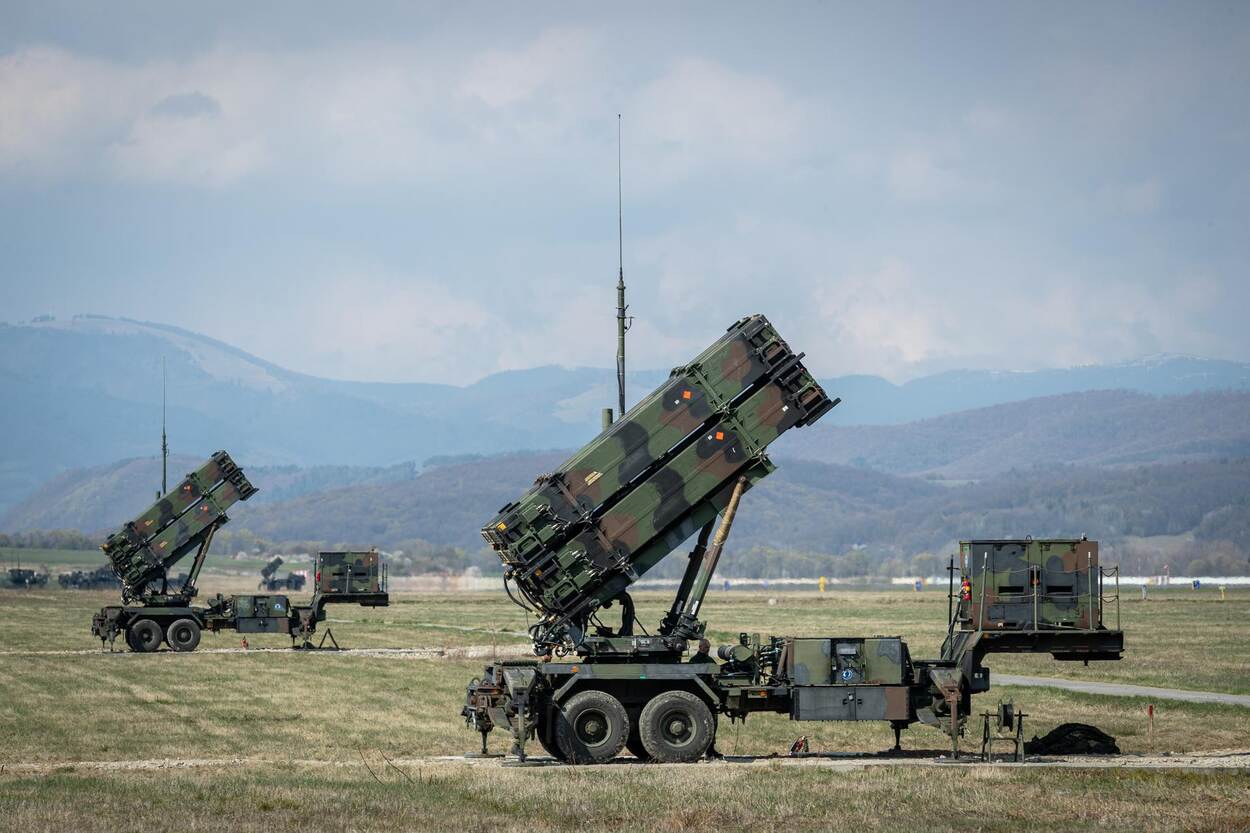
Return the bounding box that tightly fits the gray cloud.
[149,91,221,119]
[0,3,1247,383]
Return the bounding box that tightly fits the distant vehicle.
[58,566,122,590]
[258,556,307,592]
[6,567,48,588]
[89,451,387,652]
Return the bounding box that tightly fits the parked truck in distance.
[90,451,388,652]
[5,566,48,588]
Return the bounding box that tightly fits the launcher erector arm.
[660,475,749,639]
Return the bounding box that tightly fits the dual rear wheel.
[549,689,714,764]
[124,618,201,653]
[126,619,163,653]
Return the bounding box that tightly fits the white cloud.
[886,150,961,202]
[631,58,806,184]
[2,9,1247,383]
[0,47,122,174]
[0,33,809,190]
[459,26,596,109]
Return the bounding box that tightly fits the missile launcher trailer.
[463,316,1123,763]
[90,452,388,652]
[259,556,307,592]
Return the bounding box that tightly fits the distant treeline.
[4,526,1246,578]
[5,454,1250,577]
[0,530,102,551]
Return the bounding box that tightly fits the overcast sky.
[2,2,1247,384]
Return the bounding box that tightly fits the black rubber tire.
[166,618,201,652]
[625,712,652,761]
[536,719,569,762]
[129,619,164,653]
[555,690,629,764]
[638,691,714,763]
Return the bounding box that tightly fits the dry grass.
[1,763,1248,833]
[1,585,1248,831]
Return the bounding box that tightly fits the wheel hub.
[575,710,609,747]
[662,711,693,746]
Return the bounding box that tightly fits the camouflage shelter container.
[958,538,1105,631]
[316,550,384,595]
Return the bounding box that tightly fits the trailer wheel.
[166,618,201,652]
[625,722,652,762]
[129,619,164,653]
[555,690,629,764]
[638,691,714,763]
[536,718,569,763]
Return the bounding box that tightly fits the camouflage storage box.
[786,637,912,722]
[316,551,384,595]
[959,539,1104,631]
[230,594,292,633]
[785,637,907,686]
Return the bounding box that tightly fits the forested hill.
[776,389,1250,478]
[7,387,1250,539]
[8,449,1247,578]
[4,314,1250,515]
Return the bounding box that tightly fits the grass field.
[2,585,1248,831]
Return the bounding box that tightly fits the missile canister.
[481,314,836,634]
[101,452,257,596]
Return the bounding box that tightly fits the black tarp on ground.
[1024,723,1120,755]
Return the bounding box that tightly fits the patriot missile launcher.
[101,450,256,603]
[463,317,1123,763]
[483,314,835,653]
[90,453,387,652]
[259,556,307,592]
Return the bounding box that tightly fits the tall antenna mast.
[615,114,631,419]
[160,356,168,498]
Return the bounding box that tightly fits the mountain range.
[4,314,1250,518]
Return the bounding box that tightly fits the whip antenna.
[160,356,168,499]
[615,114,632,419]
